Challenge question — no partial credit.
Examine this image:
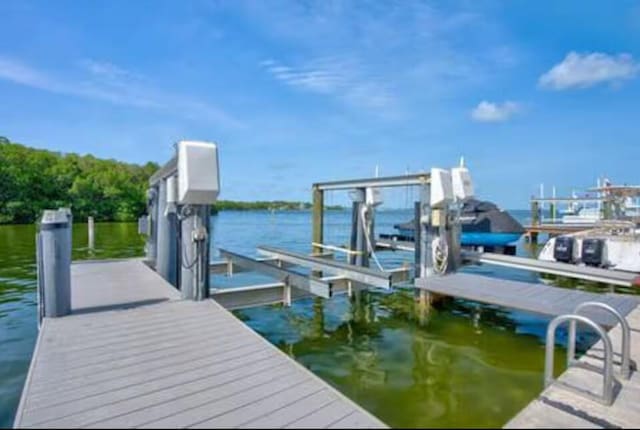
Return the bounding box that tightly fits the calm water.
[0,209,623,427]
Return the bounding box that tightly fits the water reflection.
[237,288,570,428]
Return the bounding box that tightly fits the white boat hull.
[539,234,640,273]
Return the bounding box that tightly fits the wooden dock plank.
[14,259,385,429]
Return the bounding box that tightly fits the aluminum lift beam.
[313,173,430,191]
[218,249,333,298]
[375,238,639,287]
[257,245,396,289]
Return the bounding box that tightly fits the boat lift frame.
[208,173,431,310]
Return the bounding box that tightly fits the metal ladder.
[544,302,632,406]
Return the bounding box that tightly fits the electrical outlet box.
[178,141,220,205]
[431,209,444,227]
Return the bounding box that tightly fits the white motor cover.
[178,141,220,205]
[430,168,453,208]
[451,166,474,200]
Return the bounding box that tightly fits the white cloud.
[261,57,395,113]
[539,51,639,90]
[0,56,243,128]
[471,101,520,122]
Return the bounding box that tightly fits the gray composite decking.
[415,272,640,428]
[505,305,640,428]
[416,272,639,327]
[14,259,386,429]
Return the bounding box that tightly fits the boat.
[392,197,525,247]
[538,221,640,273]
[561,204,602,224]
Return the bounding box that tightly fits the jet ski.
[393,198,524,247]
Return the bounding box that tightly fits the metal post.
[38,210,71,318]
[179,205,211,301]
[349,201,359,265]
[448,208,461,272]
[156,178,178,286]
[88,216,95,249]
[413,201,421,278]
[356,207,369,267]
[311,186,324,255]
[145,187,159,265]
[419,184,431,278]
[415,184,433,306]
[531,199,540,226]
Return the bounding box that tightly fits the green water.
[0,211,615,428]
[235,291,569,428]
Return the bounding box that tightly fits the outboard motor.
[553,236,575,263]
[581,238,606,267]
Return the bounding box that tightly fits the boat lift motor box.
[365,187,383,207]
[451,166,474,200]
[177,140,220,205]
[430,168,454,208]
[553,236,576,263]
[581,238,606,267]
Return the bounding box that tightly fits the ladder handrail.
[545,314,615,406]
[569,301,632,379]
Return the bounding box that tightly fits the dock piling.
[37,209,71,318]
[88,216,95,249]
[311,186,324,256]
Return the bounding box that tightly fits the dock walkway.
[14,259,385,429]
[416,272,640,428]
[505,305,640,428]
[416,272,639,327]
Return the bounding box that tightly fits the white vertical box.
[177,141,220,204]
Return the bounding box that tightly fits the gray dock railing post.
[37,209,72,320]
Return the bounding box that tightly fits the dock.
[415,272,639,327]
[415,272,640,429]
[524,223,594,243]
[505,304,640,428]
[13,259,386,429]
[20,157,640,428]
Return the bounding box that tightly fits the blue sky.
[1,1,639,208]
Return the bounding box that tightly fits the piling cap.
[40,209,70,230]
